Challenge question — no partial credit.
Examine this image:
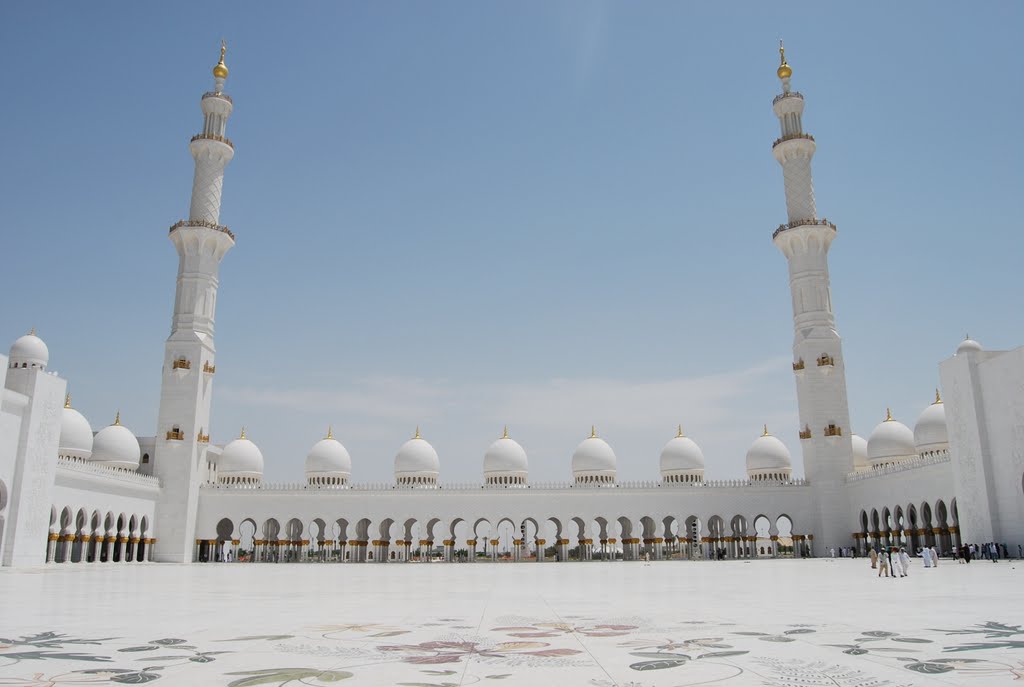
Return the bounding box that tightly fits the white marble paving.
[1,558,1023,686]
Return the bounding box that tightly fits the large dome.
[9,330,49,369]
[571,428,617,484]
[90,413,140,470]
[866,409,915,467]
[218,429,264,483]
[483,429,528,484]
[59,395,93,460]
[956,337,983,355]
[851,433,869,472]
[305,429,352,485]
[394,428,440,485]
[914,392,949,455]
[745,427,792,479]
[659,427,705,482]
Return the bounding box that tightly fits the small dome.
[914,392,948,454]
[59,395,93,460]
[659,427,705,476]
[305,429,352,480]
[394,428,440,483]
[851,433,869,472]
[91,413,140,470]
[956,337,982,355]
[571,428,617,483]
[483,429,528,479]
[9,330,49,368]
[777,63,792,79]
[219,429,264,481]
[745,427,792,477]
[866,409,915,466]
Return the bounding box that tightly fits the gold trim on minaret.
[114,411,121,426]
[502,425,509,440]
[777,40,792,79]
[213,40,229,79]
[239,426,247,440]
[326,426,334,440]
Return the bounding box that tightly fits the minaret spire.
[770,44,853,556]
[153,45,239,563]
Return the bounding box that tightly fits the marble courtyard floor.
[1,559,1022,686]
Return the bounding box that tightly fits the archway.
[754,514,772,558]
[239,519,256,561]
[775,515,794,558]
[216,518,235,562]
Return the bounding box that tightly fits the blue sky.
[2,3,1021,483]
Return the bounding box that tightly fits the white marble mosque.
[2,43,1023,570]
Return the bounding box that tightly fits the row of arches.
[857,498,960,555]
[195,513,805,563]
[46,506,153,563]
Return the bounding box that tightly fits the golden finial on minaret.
[502,425,509,439]
[64,393,71,409]
[677,424,684,438]
[213,40,229,79]
[934,388,942,404]
[885,407,893,422]
[28,327,36,336]
[762,424,770,436]
[326,426,334,440]
[414,426,421,440]
[777,39,792,80]
[114,411,121,426]
[239,426,247,439]
[590,425,597,439]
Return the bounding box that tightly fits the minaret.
[770,43,853,554]
[152,43,236,563]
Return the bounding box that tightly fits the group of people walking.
[869,545,940,578]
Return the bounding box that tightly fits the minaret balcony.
[169,219,235,240]
[166,430,185,441]
[799,426,812,440]
[197,432,210,443]
[190,133,234,149]
[792,359,805,373]
[772,218,837,240]
[816,354,835,367]
[171,358,192,371]
[203,362,216,374]
[772,91,804,106]
[772,132,815,149]
[202,91,233,105]
[823,424,843,437]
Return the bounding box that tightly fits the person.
[890,548,904,578]
[899,547,911,576]
[877,549,889,577]
[930,545,939,566]
[990,542,999,562]
[830,547,836,558]
[870,548,878,569]
[920,546,931,568]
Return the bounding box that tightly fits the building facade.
[1,46,1020,567]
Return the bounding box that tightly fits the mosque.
[1,44,1022,567]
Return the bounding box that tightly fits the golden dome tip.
[777,39,792,79]
[213,40,229,79]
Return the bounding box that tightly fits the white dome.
[90,415,140,470]
[305,433,352,477]
[571,431,617,481]
[219,433,265,481]
[866,410,915,466]
[9,331,49,368]
[745,429,792,475]
[956,337,982,355]
[659,431,705,475]
[483,433,528,477]
[394,431,440,480]
[59,398,93,460]
[914,394,948,454]
[851,433,869,471]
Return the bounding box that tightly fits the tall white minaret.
[152,43,236,563]
[770,43,853,554]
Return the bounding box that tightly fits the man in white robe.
[899,548,911,576]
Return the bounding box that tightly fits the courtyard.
[0,558,1022,685]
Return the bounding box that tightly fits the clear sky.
[2,3,1021,484]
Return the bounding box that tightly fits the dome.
[866,409,915,466]
[745,427,792,476]
[305,428,352,484]
[9,330,49,369]
[571,428,617,484]
[956,337,982,355]
[483,429,528,483]
[914,392,949,455]
[394,428,440,484]
[90,413,140,470]
[851,433,869,472]
[59,395,93,460]
[659,427,705,479]
[218,429,264,482]
[213,43,228,79]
